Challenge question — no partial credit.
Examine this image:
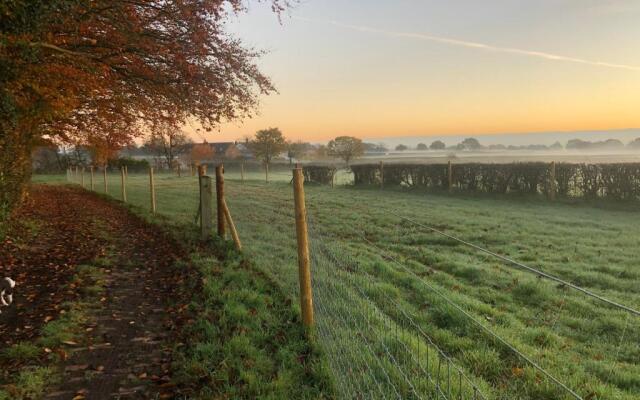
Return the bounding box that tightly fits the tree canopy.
[328,136,364,165]
[250,128,287,165]
[0,0,286,218]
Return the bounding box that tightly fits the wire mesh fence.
[64,167,640,400]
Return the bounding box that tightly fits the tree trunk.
[0,125,33,224]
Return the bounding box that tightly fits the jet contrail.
[294,16,640,72]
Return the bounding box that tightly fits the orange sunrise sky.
[187,1,640,144]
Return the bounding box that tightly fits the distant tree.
[88,135,124,166]
[32,145,63,173]
[430,140,446,150]
[628,138,640,148]
[328,136,364,165]
[601,139,624,149]
[287,141,308,165]
[488,144,506,150]
[395,144,408,151]
[460,137,482,150]
[144,124,190,169]
[416,143,428,150]
[314,144,329,159]
[250,128,287,166]
[363,142,388,153]
[550,141,563,150]
[190,143,215,164]
[566,139,592,150]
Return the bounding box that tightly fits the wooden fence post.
[198,164,207,177]
[549,161,557,201]
[103,165,108,194]
[149,167,157,214]
[265,162,269,183]
[241,161,245,184]
[90,166,94,190]
[448,161,453,193]
[121,167,127,202]
[380,161,384,189]
[199,175,213,240]
[293,168,314,328]
[222,199,242,250]
[124,165,128,179]
[215,165,226,238]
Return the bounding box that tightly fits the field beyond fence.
[43,166,640,399]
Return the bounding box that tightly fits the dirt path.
[1,185,188,399]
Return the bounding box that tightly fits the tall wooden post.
[380,161,384,189]
[241,161,245,184]
[90,166,94,190]
[293,168,314,328]
[149,167,157,214]
[549,161,557,201]
[103,165,108,194]
[124,165,128,179]
[215,165,226,238]
[265,162,269,183]
[198,164,207,177]
[448,161,453,193]
[121,167,127,202]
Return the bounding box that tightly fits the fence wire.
[308,212,490,400]
[74,171,640,400]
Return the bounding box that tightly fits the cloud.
[294,16,640,72]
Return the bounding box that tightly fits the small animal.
[0,277,15,313]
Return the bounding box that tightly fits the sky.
[192,0,640,145]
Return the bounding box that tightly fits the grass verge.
[172,239,333,399]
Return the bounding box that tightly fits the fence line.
[354,229,583,400]
[309,215,489,399]
[64,168,638,400]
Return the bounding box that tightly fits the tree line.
[392,137,640,152]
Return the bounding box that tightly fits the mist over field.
[369,129,640,149]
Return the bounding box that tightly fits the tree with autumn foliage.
[0,0,287,222]
[190,143,215,165]
[328,136,365,166]
[249,128,288,168]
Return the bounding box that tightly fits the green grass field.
[34,171,640,400]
